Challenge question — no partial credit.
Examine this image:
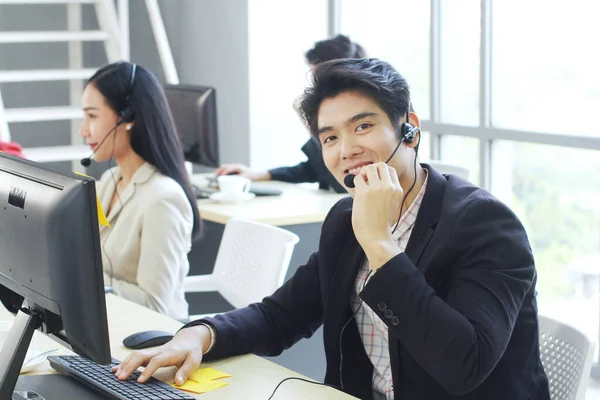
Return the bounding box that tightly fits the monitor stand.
[0,308,42,400]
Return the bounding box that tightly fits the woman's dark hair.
[305,34,367,66]
[87,62,202,240]
[299,58,411,140]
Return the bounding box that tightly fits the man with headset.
[115,58,550,399]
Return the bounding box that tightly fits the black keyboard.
[48,355,195,400]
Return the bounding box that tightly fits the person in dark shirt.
[215,34,366,193]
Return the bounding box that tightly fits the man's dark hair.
[299,58,412,139]
[305,34,367,65]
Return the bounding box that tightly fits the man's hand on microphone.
[352,162,403,270]
[215,163,271,181]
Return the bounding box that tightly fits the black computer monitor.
[0,152,111,398]
[164,84,219,168]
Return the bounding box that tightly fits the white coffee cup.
[217,175,251,198]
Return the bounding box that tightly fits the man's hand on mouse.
[215,163,271,181]
[113,325,211,386]
[351,162,403,270]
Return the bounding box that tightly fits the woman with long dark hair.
[80,61,201,320]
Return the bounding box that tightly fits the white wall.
[175,0,251,166]
[1,0,330,171]
[247,0,328,171]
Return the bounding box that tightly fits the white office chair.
[184,218,300,320]
[538,314,595,400]
[426,160,470,180]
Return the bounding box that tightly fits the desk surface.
[191,174,347,226]
[0,295,354,399]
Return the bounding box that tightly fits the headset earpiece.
[119,107,135,123]
[119,63,137,124]
[400,108,420,144]
[401,122,419,144]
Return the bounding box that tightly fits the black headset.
[343,109,420,189]
[119,63,136,123]
[399,110,419,144]
[79,63,137,168]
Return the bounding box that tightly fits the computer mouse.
[122,330,174,350]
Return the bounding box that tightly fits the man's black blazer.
[190,164,550,399]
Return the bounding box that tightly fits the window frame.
[332,0,600,378]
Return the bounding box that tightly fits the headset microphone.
[80,120,124,167]
[344,122,419,189]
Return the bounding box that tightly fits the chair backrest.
[210,218,300,309]
[538,314,595,400]
[426,160,470,180]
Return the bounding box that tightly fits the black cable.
[339,118,421,392]
[100,124,124,289]
[267,271,373,399]
[268,116,421,399]
[392,140,419,234]
[266,377,340,400]
[392,114,421,235]
[101,64,135,289]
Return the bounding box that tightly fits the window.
[248,0,329,170]
[440,0,480,126]
[334,0,600,386]
[491,141,600,356]
[339,0,431,119]
[418,131,431,161]
[440,135,480,185]
[492,0,600,136]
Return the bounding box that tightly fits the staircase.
[0,0,178,166]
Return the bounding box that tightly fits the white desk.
[0,294,355,399]
[191,174,347,226]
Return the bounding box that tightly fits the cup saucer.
[209,192,256,204]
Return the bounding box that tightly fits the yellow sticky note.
[74,171,110,227]
[171,379,228,394]
[188,367,231,382]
